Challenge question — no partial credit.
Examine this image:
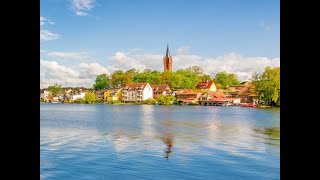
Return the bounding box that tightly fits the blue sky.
[40,0,280,88]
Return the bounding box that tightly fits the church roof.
[165,44,170,57]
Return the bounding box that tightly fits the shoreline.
[40,102,280,108]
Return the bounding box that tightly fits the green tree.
[110,70,133,87]
[200,74,212,81]
[214,72,240,89]
[126,68,139,80]
[48,83,62,96]
[84,92,96,104]
[252,66,280,106]
[142,98,156,105]
[93,74,109,90]
[156,95,176,105]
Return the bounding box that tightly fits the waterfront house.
[224,85,246,98]
[122,83,153,103]
[45,95,53,103]
[55,93,64,102]
[95,90,105,99]
[195,81,217,92]
[104,88,122,101]
[40,90,52,100]
[151,84,172,99]
[199,91,241,106]
[175,90,201,105]
[172,89,188,96]
[199,91,226,101]
[232,83,257,103]
[71,91,86,101]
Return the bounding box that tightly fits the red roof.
[151,84,171,93]
[196,81,215,89]
[176,90,200,95]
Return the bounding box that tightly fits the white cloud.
[40,30,60,42]
[75,11,88,16]
[40,48,280,88]
[40,17,59,42]
[40,16,55,26]
[78,62,115,78]
[70,0,95,16]
[259,21,271,31]
[40,60,116,88]
[108,50,279,82]
[47,52,90,60]
[176,46,191,55]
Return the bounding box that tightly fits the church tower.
[163,44,172,71]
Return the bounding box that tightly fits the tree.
[48,83,62,96]
[126,68,139,80]
[200,74,212,81]
[252,66,280,106]
[110,70,133,88]
[156,95,176,105]
[93,74,109,90]
[185,66,204,76]
[214,72,240,89]
[84,92,96,104]
[142,98,156,105]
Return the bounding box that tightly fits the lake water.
[40,104,280,180]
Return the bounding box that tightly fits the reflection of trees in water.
[253,127,280,147]
[161,133,174,159]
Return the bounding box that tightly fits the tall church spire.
[163,44,173,71]
[166,44,170,57]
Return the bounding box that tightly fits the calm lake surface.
[40,104,280,180]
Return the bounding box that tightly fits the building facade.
[122,83,153,103]
[195,81,217,92]
[104,88,122,101]
[151,84,172,99]
[175,90,201,105]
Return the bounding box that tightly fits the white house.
[122,83,153,102]
[40,90,52,100]
[71,92,86,101]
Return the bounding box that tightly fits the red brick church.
[163,44,172,71]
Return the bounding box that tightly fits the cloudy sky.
[40,0,280,88]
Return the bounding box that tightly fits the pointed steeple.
[165,44,170,57]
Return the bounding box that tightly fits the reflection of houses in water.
[141,105,155,137]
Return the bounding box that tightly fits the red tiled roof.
[176,90,200,95]
[151,84,171,93]
[196,81,215,89]
[203,91,226,98]
[237,83,255,95]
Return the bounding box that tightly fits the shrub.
[142,98,156,105]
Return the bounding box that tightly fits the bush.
[95,98,103,104]
[142,98,156,105]
[108,100,121,104]
[74,98,85,104]
[156,95,176,105]
[40,98,45,102]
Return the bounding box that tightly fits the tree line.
[44,65,280,106]
[93,66,241,90]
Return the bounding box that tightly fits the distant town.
[40,45,280,107]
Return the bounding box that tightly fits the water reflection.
[161,133,174,159]
[41,104,280,179]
